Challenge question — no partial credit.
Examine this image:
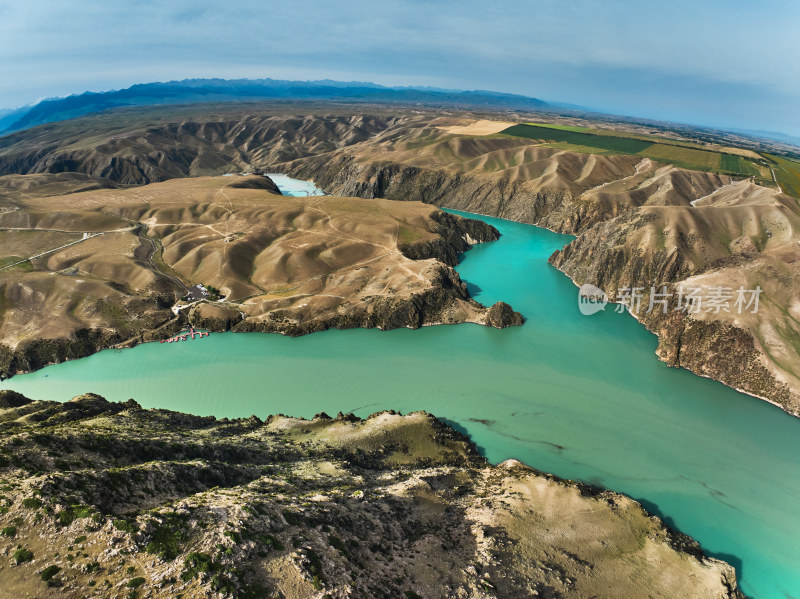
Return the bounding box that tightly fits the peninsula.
[0,172,520,377]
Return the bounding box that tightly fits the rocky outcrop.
[226,173,282,194]
[0,395,743,598]
[485,300,525,328]
[549,195,800,414]
[399,211,500,266]
[189,303,242,332]
[0,389,31,408]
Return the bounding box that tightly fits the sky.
[1,0,798,135]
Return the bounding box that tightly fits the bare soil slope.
[0,174,519,378]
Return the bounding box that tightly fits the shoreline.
[0,393,745,598]
[557,272,796,417]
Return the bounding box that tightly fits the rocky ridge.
[0,392,742,599]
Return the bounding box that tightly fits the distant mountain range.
[0,78,554,135]
[730,127,800,147]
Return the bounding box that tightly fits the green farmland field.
[720,154,765,178]
[501,124,654,154]
[638,143,720,171]
[502,123,768,181]
[720,153,741,172]
[767,154,800,198]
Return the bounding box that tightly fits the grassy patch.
[57,504,95,526]
[720,153,742,172]
[258,534,284,551]
[282,509,303,526]
[503,123,766,178]
[21,497,43,509]
[719,153,764,178]
[528,122,591,133]
[181,551,218,581]
[0,256,28,269]
[224,529,241,544]
[328,534,348,557]
[304,547,325,585]
[145,513,188,561]
[639,143,720,170]
[113,518,137,534]
[398,225,422,245]
[1,525,16,537]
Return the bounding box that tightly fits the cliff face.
[280,141,732,237]
[277,132,800,415]
[0,393,743,598]
[549,192,800,414]
[284,155,592,234]
[199,259,523,337]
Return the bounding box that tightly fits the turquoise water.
[263,173,326,196]
[3,201,800,596]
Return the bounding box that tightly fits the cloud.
[0,0,797,134]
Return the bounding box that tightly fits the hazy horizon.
[1,0,798,136]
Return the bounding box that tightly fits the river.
[2,177,799,597]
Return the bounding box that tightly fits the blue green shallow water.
[3,207,800,597]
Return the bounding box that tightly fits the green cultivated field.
[501,122,768,182]
[502,124,653,154]
[637,143,720,171]
[767,154,800,198]
[720,153,742,172]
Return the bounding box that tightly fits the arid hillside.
[0,173,519,378]
[278,116,800,415]
[0,109,403,185]
[1,107,798,413]
[0,392,742,598]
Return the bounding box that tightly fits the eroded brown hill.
[0,111,404,184]
[1,108,798,413]
[0,174,518,377]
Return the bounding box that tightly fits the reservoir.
[3,178,800,598]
